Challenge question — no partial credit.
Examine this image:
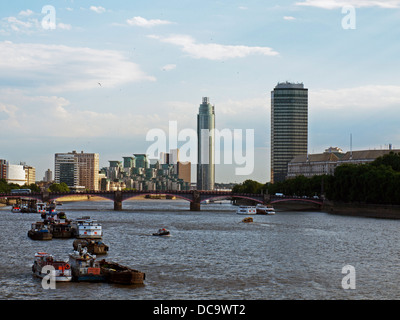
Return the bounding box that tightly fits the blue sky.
[0,0,400,183]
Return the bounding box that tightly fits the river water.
[0,199,399,300]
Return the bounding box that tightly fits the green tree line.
[232,176,325,198]
[0,180,70,193]
[325,152,400,204]
[232,152,400,205]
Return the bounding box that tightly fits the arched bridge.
[0,190,323,211]
[269,196,323,206]
[0,190,268,211]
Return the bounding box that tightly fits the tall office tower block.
[55,153,79,188]
[271,82,308,183]
[197,97,215,190]
[55,151,99,190]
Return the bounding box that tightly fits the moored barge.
[68,248,106,282]
[99,260,145,285]
[28,222,53,240]
[71,217,103,239]
[32,252,72,282]
[73,239,109,255]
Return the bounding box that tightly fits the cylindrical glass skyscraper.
[197,97,215,190]
[271,82,308,183]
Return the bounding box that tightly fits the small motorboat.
[152,228,170,236]
[32,252,72,282]
[242,217,253,223]
[99,260,146,285]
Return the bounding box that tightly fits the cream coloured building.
[287,153,339,179]
[287,148,400,179]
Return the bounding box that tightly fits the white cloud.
[90,6,106,14]
[57,23,72,30]
[296,0,400,9]
[126,16,173,27]
[2,16,37,33]
[309,85,400,110]
[18,9,34,17]
[149,34,279,60]
[1,14,72,33]
[283,16,296,20]
[162,64,177,71]
[0,41,156,92]
[0,89,164,138]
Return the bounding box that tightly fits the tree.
[0,179,11,193]
[232,180,264,194]
[48,183,70,192]
[22,183,41,193]
[372,152,400,172]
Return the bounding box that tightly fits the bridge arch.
[122,193,193,203]
[49,194,115,202]
[270,198,323,206]
[0,194,42,201]
[201,195,264,204]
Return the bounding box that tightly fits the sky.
[0,0,400,184]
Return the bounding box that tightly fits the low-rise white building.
[287,153,340,179]
[6,164,26,186]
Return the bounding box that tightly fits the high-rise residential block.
[134,154,149,169]
[271,82,308,183]
[55,151,99,190]
[197,97,215,190]
[75,151,99,191]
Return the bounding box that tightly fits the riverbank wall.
[322,200,400,220]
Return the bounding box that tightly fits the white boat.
[32,252,72,282]
[72,217,103,239]
[256,204,276,215]
[236,206,257,215]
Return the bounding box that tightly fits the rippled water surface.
[1,199,400,300]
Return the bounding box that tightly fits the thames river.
[0,199,399,300]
